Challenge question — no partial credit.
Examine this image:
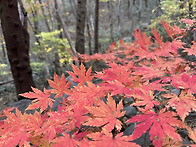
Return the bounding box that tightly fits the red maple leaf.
[0,108,37,147]
[67,63,93,86]
[68,82,108,106]
[51,132,81,147]
[181,18,196,26]
[151,28,163,45]
[96,63,140,96]
[188,127,196,144]
[84,94,125,132]
[161,21,184,39]
[183,41,196,56]
[163,91,196,121]
[132,90,160,111]
[133,29,152,51]
[20,87,54,113]
[133,65,166,80]
[48,73,72,98]
[127,109,185,147]
[88,131,140,147]
[171,73,196,94]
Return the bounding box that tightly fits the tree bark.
[38,0,51,32]
[0,0,35,100]
[75,0,87,54]
[94,0,99,53]
[54,0,79,67]
[17,0,28,30]
[107,0,114,42]
[69,0,77,19]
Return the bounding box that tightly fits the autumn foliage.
[0,19,196,147]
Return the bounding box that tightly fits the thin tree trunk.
[108,0,114,42]
[46,0,54,31]
[117,0,123,33]
[75,0,87,54]
[179,0,184,18]
[0,0,35,100]
[146,0,151,25]
[94,0,99,53]
[54,0,62,75]
[86,0,93,55]
[54,0,79,67]
[18,0,40,45]
[38,0,51,32]
[156,0,162,17]
[69,0,77,19]
[138,0,143,25]
[17,0,28,30]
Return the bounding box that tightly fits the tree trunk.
[75,0,87,54]
[54,0,79,67]
[108,0,114,42]
[38,0,51,32]
[117,0,123,33]
[69,0,77,19]
[17,0,28,30]
[94,0,99,53]
[0,0,35,100]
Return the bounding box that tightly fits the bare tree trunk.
[17,0,28,30]
[69,0,77,19]
[54,0,79,67]
[38,0,51,32]
[179,0,185,18]
[94,0,99,53]
[146,0,151,25]
[86,0,93,55]
[117,0,123,33]
[0,0,35,100]
[46,0,54,31]
[108,0,114,42]
[138,0,143,25]
[75,0,87,54]
[54,0,62,75]
[156,0,162,17]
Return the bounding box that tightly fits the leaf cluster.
[0,19,196,147]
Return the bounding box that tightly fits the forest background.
[0,0,195,108]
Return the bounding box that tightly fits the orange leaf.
[84,94,125,132]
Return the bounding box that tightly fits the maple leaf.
[48,73,72,98]
[151,28,163,45]
[84,94,125,132]
[106,41,117,53]
[96,63,140,96]
[133,29,152,51]
[163,91,196,121]
[188,127,196,143]
[171,73,196,94]
[161,21,184,39]
[51,132,81,147]
[127,109,185,147]
[88,131,140,147]
[181,18,196,26]
[68,82,108,107]
[0,108,32,147]
[133,65,166,80]
[183,41,196,56]
[132,90,160,111]
[67,63,93,86]
[20,87,54,113]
